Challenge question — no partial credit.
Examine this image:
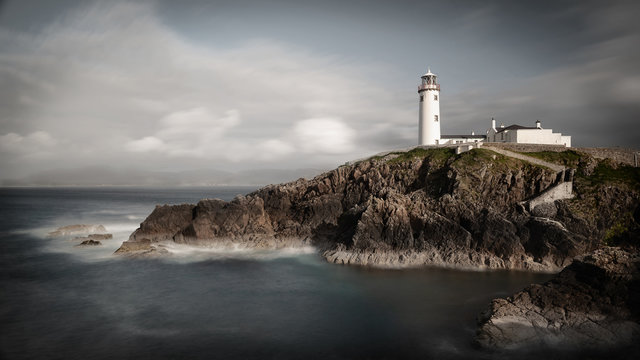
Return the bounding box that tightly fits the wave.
[159,242,319,263]
[25,217,319,264]
[17,220,139,261]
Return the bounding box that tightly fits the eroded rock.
[475,247,640,349]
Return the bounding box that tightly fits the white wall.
[486,127,571,147]
[440,137,484,145]
[418,90,440,145]
[516,129,570,146]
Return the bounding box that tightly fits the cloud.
[293,118,356,155]
[256,139,295,160]
[0,131,57,155]
[0,1,403,179]
[443,4,640,147]
[1,0,638,184]
[126,107,241,157]
[126,136,164,153]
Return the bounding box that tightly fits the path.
[482,146,565,172]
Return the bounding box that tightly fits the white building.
[486,118,571,147]
[418,68,441,145]
[439,133,486,145]
[416,68,571,148]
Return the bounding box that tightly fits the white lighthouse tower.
[418,68,441,145]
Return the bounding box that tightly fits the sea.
[0,187,631,359]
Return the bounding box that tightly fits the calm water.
[0,187,625,359]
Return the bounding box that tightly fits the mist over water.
[0,187,631,359]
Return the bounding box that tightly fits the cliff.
[476,246,640,349]
[116,147,640,271]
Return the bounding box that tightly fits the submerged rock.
[115,148,639,271]
[76,239,102,246]
[49,224,107,237]
[475,247,640,349]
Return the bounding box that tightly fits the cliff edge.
[116,147,640,271]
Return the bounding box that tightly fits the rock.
[475,247,640,349]
[128,204,195,243]
[115,148,640,271]
[531,202,557,218]
[72,233,113,242]
[48,224,107,237]
[115,238,153,253]
[114,238,171,257]
[76,239,102,246]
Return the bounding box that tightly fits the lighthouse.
[418,68,441,145]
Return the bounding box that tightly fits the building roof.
[441,134,487,139]
[495,124,539,133]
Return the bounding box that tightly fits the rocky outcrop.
[48,224,107,237]
[475,247,640,349]
[116,148,640,271]
[72,233,113,242]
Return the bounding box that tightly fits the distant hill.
[1,166,325,187]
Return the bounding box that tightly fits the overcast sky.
[1,0,639,184]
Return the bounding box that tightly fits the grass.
[385,147,455,164]
[584,162,640,189]
[603,222,629,246]
[520,150,582,167]
[454,148,551,174]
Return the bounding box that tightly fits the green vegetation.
[454,148,550,174]
[521,150,582,167]
[519,150,639,189]
[455,148,507,165]
[385,147,455,164]
[581,162,640,189]
[603,222,629,246]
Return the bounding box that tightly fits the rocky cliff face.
[116,148,640,271]
[475,246,640,349]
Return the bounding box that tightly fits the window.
[434,115,439,122]
[434,95,438,101]
[420,95,424,102]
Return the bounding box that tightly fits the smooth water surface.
[0,187,598,359]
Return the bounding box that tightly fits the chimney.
[471,130,475,135]
[536,120,541,129]
[491,117,496,130]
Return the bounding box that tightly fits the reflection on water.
[0,187,634,359]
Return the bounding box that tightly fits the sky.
[1,0,639,185]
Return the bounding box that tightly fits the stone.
[48,224,107,237]
[76,239,102,246]
[475,247,640,349]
